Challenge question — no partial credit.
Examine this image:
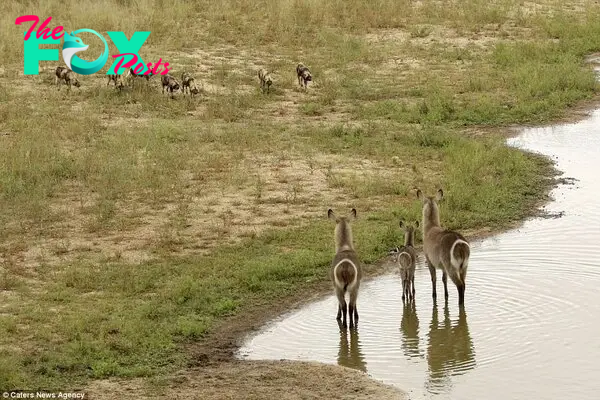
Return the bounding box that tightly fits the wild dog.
[106,74,125,91]
[390,220,419,302]
[189,86,201,97]
[161,74,180,95]
[126,67,152,86]
[296,63,312,89]
[257,68,273,93]
[328,208,362,328]
[55,66,80,90]
[417,189,470,305]
[181,72,198,95]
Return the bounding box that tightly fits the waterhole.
[238,109,600,399]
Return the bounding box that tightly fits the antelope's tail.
[450,240,470,272]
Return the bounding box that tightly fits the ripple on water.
[240,111,600,399]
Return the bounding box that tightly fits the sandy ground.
[87,360,408,400]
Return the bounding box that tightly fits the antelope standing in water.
[417,189,470,305]
[390,220,419,302]
[328,208,362,328]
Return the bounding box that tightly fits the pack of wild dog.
[49,61,320,100]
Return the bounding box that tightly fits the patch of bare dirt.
[0,152,400,269]
[86,360,407,400]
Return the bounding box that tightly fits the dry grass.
[1,0,599,392]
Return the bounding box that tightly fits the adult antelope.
[417,189,470,305]
[328,208,362,328]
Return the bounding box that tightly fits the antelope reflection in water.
[426,302,476,394]
[400,299,423,359]
[337,320,367,372]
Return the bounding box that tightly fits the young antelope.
[328,208,362,328]
[391,220,419,302]
[417,189,471,305]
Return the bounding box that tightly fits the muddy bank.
[87,360,407,399]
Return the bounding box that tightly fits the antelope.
[55,66,80,90]
[328,208,362,328]
[296,63,312,89]
[390,220,419,302]
[417,189,470,305]
[258,68,273,93]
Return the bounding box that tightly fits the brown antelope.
[328,208,362,328]
[390,220,419,302]
[417,189,470,305]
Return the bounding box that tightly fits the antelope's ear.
[415,220,420,228]
[436,188,444,201]
[416,189,424,200]
[327,209,336,220]
[399,220,404,228]
[349,208,357,220]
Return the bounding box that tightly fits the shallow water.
[238,109,600,400]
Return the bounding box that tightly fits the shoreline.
[84,97,595,398]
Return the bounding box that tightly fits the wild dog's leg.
[411,275,416,299]
[442,270,449,300]
[427,257,437,300]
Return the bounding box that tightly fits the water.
[238,109,600,400]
